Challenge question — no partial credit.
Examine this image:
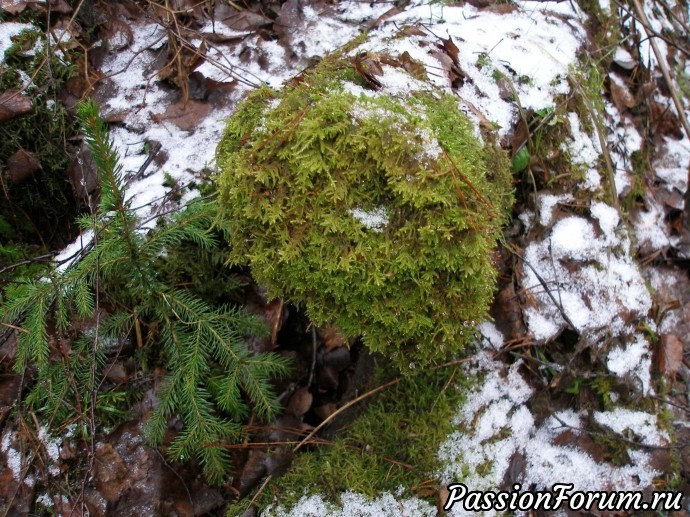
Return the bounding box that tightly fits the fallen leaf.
[67,141,100,204]
[320,324,345,352]
[650,100,683,138]
[510,115,530,155]
[286,386,313,418]
[313,402,336,420]
[608,75,635,112]
[487,3,517,14]
[441,36,460,66]
[490,283,528,343]
[1,0,29,13]
[366,5,403,29]
[94,443,129,502]
[161,99,212,131]
[105,20,133,51]
[352,52,383,89]
[400,51,427,81]
[5,149,41,185]
[658,333,683,380]
[1,0,71,13]
[0,90,33,122]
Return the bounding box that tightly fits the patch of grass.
[232,363,470,514]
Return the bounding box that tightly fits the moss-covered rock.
[216,54,513,368]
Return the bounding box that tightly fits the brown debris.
[0,89,33,122]
[608,75,636,112]
[5,149,41,185]
[352,52,384,90]
[160,99,213,131]
[320,324,346,353]
[286,386,313,418]
[0,0,71,14]
[490,283,528,343]
[657,333,684,381]
[67,141,100,205]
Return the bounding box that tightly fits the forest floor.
[0,0,689,515]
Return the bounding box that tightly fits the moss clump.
[216,55,513,368]
[227,364,470,515]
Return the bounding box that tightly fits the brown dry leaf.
[352,52,384,89]
[1,0,71,13]
[274,0,304,39]
[44,0,71,13]
[437,486,450,515]
[313,402,336,420]
[441,36,460,66]
[161,99,212,131]
[490,283,527,343]
[94,443,129,502]
[400,51,427,81]
[510,115,530,155]
[5,149,41,185]
[0,89,33,122]
[650,100,683,138]
[286,386,313,418]
[320,324,346,352]
[67,141,100,203]
[158,36,207,105]
[658,333,684,380]
[0,374,20,425]
[105,20,133,52]
[463,97,494,133]
[487,3,517,14]
[608,75,635,112]
[1,0,29,13]
[50,18,81,49]
[219,4,273,33]
[264,298,287,348]
[366,4,407,30]
[430,47,465,88]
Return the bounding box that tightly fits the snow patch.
[606,336,653,395]
[0,22,34,61]
[537,193,573,227]
[520,210,651,341]
[438,355,661,517]
[263,491,436,517]
[593,408,667,446]
[350,207,388,232]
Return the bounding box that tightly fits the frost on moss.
[216,54,513,368]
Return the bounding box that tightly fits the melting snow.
[520,209,651,342]
[593,408,668,447]
[263,492,436,517]
[653,135,690,194]
[537,193,574,227]
[606,335,653,395]
[350,207,388,231]
[0,22,34,60]
[38,0,680,513]
[437,351,661,517]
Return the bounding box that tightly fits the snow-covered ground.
[2,0,689,514]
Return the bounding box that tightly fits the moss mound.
[216,56,513,368]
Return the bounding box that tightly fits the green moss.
[216,53,513,369]
[0,26,81,245]
[229,364,469,515]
